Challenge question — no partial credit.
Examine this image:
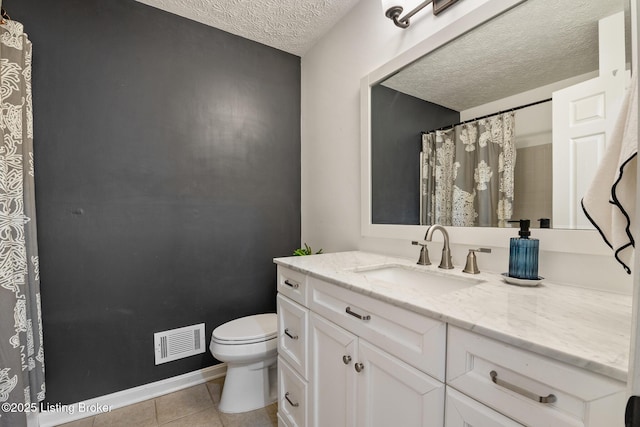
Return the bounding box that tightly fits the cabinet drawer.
[445,387,523,427]
[278,357,308,427]
[447,326,626,427]
[277,294,308,378]
[310,277,446,381]
[278,267,308,306]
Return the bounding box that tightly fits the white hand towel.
[582,75,638,274]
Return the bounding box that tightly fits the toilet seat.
[212,313,277,345]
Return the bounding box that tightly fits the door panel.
[310,313,357,427]
[356,340,444,427]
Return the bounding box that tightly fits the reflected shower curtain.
[0,20,45,427]
[420,112,515,227]
[420,130,455,225]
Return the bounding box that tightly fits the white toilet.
[209,313,278,413]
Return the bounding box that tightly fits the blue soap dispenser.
[508,219,539,280]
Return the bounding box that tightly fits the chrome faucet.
[425,225,453,269]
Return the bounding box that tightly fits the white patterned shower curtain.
[0,20,45,427]
[421,112,515,227]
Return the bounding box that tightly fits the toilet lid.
[212,313,277,343]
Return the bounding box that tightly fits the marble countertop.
[274,251,632,382]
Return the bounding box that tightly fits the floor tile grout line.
[153,397,159,426]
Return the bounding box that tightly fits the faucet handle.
[472,248,492,254]
[411,241,431,266]
[463,248,492,274]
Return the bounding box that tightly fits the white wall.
[301,0,633,293]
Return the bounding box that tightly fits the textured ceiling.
[382,0,627,111]
[134,0,361,56]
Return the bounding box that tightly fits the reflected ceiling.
[382,0,626,111]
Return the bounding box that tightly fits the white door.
[552,12,627,229]
[355,340,445,427]
[309,313,357,427]
[552,73,626,229]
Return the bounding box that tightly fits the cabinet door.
[445,387,523,427]
[356,340,444,427]
[310,313,357,427]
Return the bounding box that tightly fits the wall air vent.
[154,323,206,365]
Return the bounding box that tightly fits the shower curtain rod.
[421,97,552,135]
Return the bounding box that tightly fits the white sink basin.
[355,265,483,295]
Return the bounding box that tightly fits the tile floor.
[56,377,278,427]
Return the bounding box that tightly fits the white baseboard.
[38,364,227,427]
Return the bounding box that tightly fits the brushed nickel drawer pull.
[346,306,371,321]
[354,362,365,373]
[284,328,298,340]
[284,279,299,289]
[490,370,557,404]
[342,355,352,365]
[284,392,299,407]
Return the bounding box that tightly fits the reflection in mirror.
[371,0,629,229]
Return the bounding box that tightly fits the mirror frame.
[360,0,612,255]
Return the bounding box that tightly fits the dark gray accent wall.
[8,0,300,404]
[371,85,459,224]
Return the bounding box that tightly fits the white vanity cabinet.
[277,266,446,427]
[276,262,627,427]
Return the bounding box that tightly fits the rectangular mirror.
[366,0,630,230]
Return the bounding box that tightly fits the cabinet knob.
[342,355,352,365]
[354,362,364,373]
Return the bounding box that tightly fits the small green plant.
[293,243,323,256]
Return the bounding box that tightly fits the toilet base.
[218,356,278,414]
